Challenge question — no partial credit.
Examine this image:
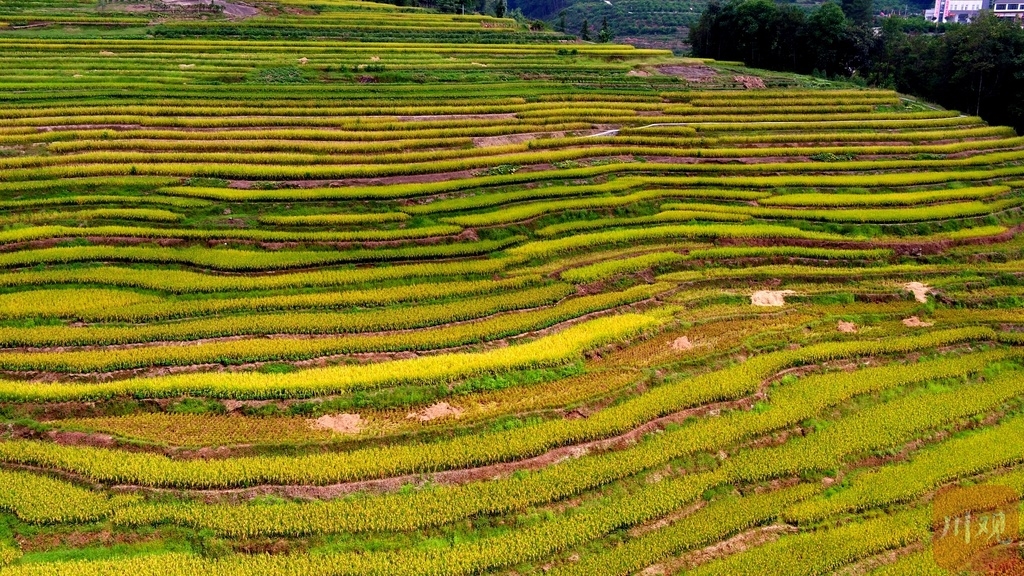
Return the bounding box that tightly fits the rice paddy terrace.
[1,2,1024,575]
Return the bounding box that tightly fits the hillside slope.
[1,3,1024,576]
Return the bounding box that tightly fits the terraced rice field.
[2,2,1024,575]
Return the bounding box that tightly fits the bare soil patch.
[670,336,694,351]
[310,413,364,434]
[904,281,932,303]
[751,290,795,307]
[734,75,766,89]
[627,69,651,77]
[407,402,463,422]
[837,320,858,333]
[902,316,935,328]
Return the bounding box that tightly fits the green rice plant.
[659,199,1022,223]
[257,212,410,225]
[440,189,768,227]
[0,312,661,401]
[0,330,999,485]
[0,238,522,271]
[784,413,1024,524]
[0,284,665,371]
[0,282,575,346]
[759,185,1010,207]
[0,275,543,322]
[0,195,210,209]
[534,210,751,237]
[561,251,686,283]
[0,208,183,224]
[0,223,463,245]
[687,508,928,576]
[509,224,851,260]
[0,469,139,524]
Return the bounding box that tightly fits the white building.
[992,1,1024,19]
[929,0,983,22]
[928,0,1024,21]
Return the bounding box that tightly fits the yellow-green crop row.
[688,508,929,576]
[0,223,463,245]
[0,312,661,401]
[257,212,411,226]
[534,211,752,237]
[5,148,1024,182]
[0,194,209,209]
[0,275,543,322]
[440,188,768,227]
[0,468,139,524]
[660,199,1022,223]
[0,259,518,293]
[0,238,522,271]
[3,342,984,536]
[98,348,1011,534]
[0,329,999,484]
[0,208,184,225]
[784,413,1024,524]
[0,284,665,371]
[0,282,575,347]
[759,185,1011,207]
[508,224,852,260]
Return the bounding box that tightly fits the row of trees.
[691,1,1024,132]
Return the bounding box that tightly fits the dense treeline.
[691,2,1024,133]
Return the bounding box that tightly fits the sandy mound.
[902,316,935,328]
[298,57,309,65]
[627,69,651,77]
[734,75,766,89]
[670,336,694,351]
[837,321,857,333]
[310,413,363,434]
[751,290,795,307]
[408,402,463,422]
[904,282,931,303]
[99,51,115,56]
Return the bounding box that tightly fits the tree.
[598,17,612,42]
[841,0,873,26]
[557,9,566,32]
[494,0,506,18]
[476,0,486,14]
[580,18,590,41]
[807,2,848,76]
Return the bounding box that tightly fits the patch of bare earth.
[657,65,718,83]
[838,320,858,333]
[734,75,766,89]
[904,281,932,303]
[903,316,935,328]
[310,413,364,434]
[627,69,651,77]
[751,290,795,307]
[670,336,694,351]
[407,402,463,422]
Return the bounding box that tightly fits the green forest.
[692,4,1024,133]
